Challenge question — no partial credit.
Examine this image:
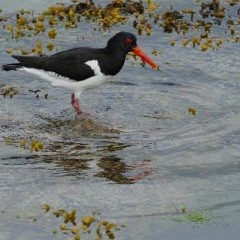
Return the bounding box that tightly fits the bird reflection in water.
[32,114,153,183]
[96,155,153,184]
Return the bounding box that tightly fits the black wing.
[3,48,106,81]
[43,48,102,81]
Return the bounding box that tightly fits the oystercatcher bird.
[2,32,158,114]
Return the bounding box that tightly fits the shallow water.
[0,0,240,239]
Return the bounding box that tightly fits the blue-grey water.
[0,0,240,239]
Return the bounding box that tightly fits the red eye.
[124,37,132,45]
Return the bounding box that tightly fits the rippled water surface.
[0,0,240,239]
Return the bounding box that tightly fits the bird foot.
[71,93,81,114]
[75,112,92,120]
[71,93,91,119]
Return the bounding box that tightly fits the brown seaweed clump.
[160,10,190,34]
[41,204,124,240]
[2,0,240,55]
[3,0,147,55]
[0,85,19,98]
[199,0,225,19]
[70,0,144,29]
[158,0,240,51]
[103,0,144,15]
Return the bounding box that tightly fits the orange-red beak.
[132,46,159,70]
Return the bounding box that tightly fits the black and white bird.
[2,32,158,114]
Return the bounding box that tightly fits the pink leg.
[71,93,81,114]
[71,93,91,119]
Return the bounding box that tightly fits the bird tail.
[2,63,22,71]
[2,55,47,71]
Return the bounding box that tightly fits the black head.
[106,32,137,53]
